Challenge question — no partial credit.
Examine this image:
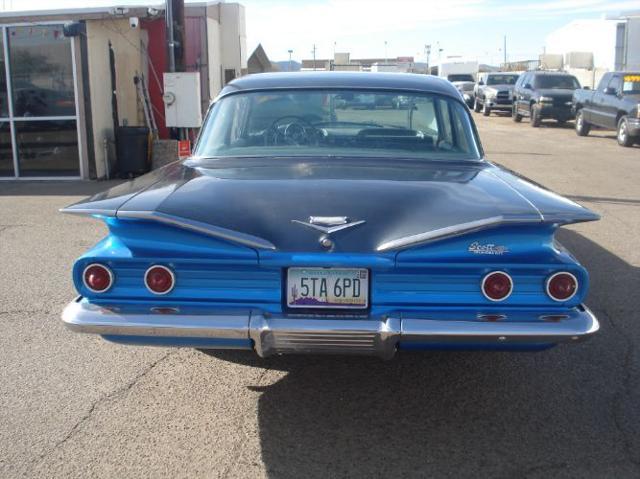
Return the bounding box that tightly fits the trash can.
[116,126,150,178]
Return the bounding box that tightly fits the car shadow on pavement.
[204,229,639,478]
[535,121,575,129]
[0,180,123,196]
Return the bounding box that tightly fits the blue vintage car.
[62,72,600,359]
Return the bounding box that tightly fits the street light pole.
[384,40,388,64]
[288,49,293,71]
[503,35,507,66]
[425,44,431,72]
[312,44,317,70]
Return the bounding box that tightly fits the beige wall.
[86,18,145,178]
[220,3,247,81]
[207,17,222,98]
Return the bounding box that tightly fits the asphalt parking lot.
[1,113,639,478]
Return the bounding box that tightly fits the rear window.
[447,74,474,82]
[195,89,481,161]
[487,74,519,86]
[534,75,580,90]
[622,74,640,94]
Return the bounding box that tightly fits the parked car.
[573,72,640,147]
[447,73,476,107]
[473,72,520,116]
[61,72,599,359]
[334,92,376,109]
[512,71,581,127]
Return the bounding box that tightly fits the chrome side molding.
[60,207,277,250]
[376,216,524,252]
[118,210,277,250]
[60,207,117,217]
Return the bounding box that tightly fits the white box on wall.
[163,72,202,128]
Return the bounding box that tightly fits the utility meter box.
[163,72,202,128]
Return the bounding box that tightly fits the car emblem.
[292,216,365,234]
[468,241,509,255]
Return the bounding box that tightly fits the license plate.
[287,268,369,309]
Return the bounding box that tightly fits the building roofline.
[0,1,236,21]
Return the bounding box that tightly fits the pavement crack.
[0,224,28,232]
[603,310,640,469]
[30,351,174,471]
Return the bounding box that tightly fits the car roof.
[218,71,463,102]
[529,71,575,76]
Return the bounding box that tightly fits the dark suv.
[512,71,581,127]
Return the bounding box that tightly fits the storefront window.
[15,120,79,176]
[0,24,81,177]
[0,32,8,118]
[8,25,75,118]
[0,121,12,176]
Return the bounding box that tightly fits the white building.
[545,11,640,72]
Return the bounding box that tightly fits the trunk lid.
[119,158,540,253]
[64,158,599,253]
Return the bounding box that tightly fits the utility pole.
[425,44,431,72]
[312,44,317,70]
[166,0,186,141]
[503,35,507,66]
[166,0,175,72]
[166,0,186,73]
[288,49,293,71]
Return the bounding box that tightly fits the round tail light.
[83,263,113,293]
[546,272,578,302]
[481,271,513,301]
[145,265,175,295]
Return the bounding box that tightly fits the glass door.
[1,24,81,178]
[0,31,13,176]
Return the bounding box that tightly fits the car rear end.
[61,74,600,358]
[63,212,598,358]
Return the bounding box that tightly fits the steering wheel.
[265,115,317,146]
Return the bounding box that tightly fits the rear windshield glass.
[447,74,474,82]
[534,75,580,89]
[622,74,640,94]
[195,89,481,161]
[487,74,519,86]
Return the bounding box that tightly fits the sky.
[2,0,638,64]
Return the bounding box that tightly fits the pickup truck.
[572,72,640,147]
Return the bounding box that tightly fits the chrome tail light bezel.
[144,265,176,295]
[546,271,579,302]
[82,263,114,293]
[481,271,514,302]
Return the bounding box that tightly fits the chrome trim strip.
[376,216,528,252]
[116,210,277,250]
[59,208,117,217]
[63,299,599,358]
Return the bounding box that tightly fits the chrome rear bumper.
[62,299,599,359]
